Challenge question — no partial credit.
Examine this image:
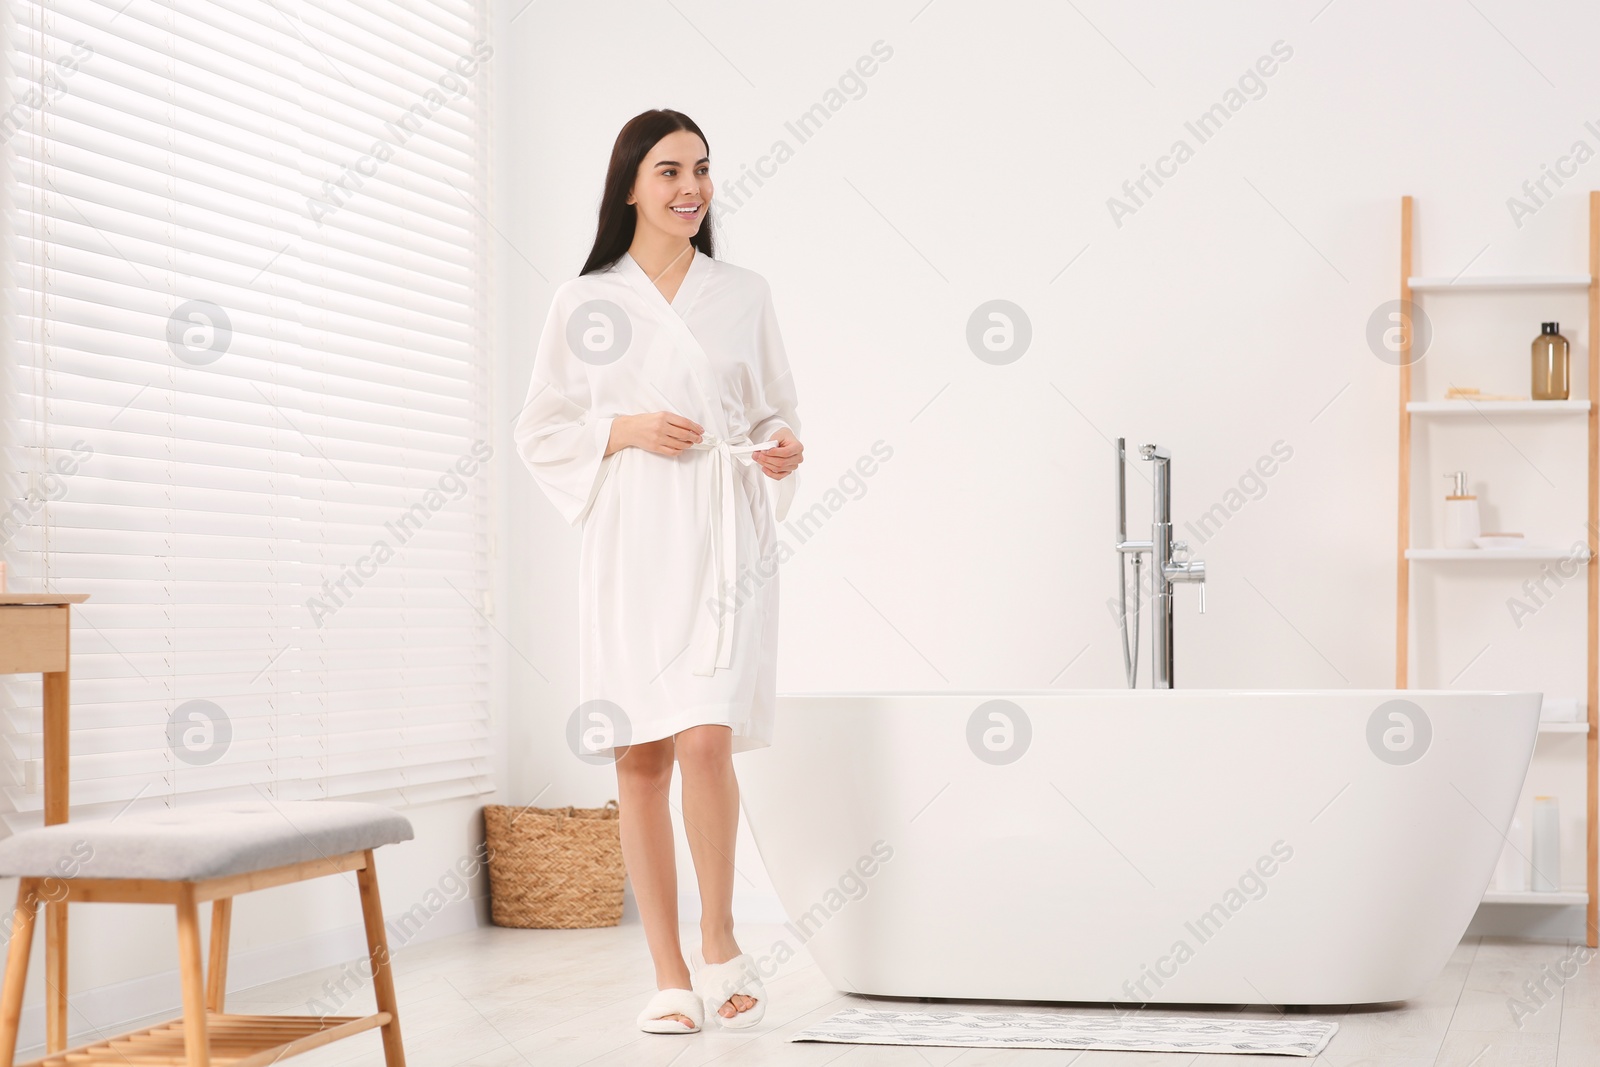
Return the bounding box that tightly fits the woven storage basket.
[483,800,626,928]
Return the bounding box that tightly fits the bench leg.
[175,886,210,1067]
[357,850,405,1067]
[205,898,232,1013]
[44,898,65,1053]
[0,879,40,1067]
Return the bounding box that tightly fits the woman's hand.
[609,412,704,457]
[753,427,803,479]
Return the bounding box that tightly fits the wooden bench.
[0,799,412,1066]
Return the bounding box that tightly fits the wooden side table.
[0,594,88,1055]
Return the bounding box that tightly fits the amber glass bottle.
[1532,321,1570,400]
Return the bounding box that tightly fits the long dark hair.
[580,109,716,277]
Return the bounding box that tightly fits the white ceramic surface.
[738,689,1541,1006]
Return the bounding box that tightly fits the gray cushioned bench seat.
[0,799,414,882]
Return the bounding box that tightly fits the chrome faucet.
[1115,439,1206,688]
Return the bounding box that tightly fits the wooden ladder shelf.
[1394,193,1600,949]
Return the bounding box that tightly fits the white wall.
[490,1,1597,937]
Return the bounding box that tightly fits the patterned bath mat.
[790,1007,1339,1056]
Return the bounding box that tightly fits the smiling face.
[628,129,712,239]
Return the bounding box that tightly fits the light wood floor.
[53,924,1600,1066]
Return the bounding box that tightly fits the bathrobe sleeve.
[745,280,802,522]
[513,290,618,527]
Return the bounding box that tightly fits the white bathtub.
[737,689,1541,1006]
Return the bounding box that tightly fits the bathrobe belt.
[686,431,777,676]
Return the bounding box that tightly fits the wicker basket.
[483,800,626,928]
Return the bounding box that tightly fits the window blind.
[0,0,494,833]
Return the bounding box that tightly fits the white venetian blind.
[0,0,495,833]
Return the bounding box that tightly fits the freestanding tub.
[737,689,1542,1006]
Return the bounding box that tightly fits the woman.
[513,109,804,1035]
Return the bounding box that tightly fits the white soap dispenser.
[1442,471,1481,549]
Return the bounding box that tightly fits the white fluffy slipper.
[692,950,767,1029]
[636,987,703,1034]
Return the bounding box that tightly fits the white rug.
[790,1007,1339,1056]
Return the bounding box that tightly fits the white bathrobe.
[514,248,800,759]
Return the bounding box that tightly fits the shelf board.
[1405,548,1594,561]
[1408,274,1592,290]
[1407,400,1591,414]
[14,1010,385,1066]
[1482,889,1590,906]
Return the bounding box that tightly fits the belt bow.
[686,431,778,676]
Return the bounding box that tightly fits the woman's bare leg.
[675,724,757,1020]
[614,735,694,1027]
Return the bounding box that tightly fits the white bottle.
[1442,471,1481,549]
[1496,814,1529,891]
[1531,796,1560,892]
